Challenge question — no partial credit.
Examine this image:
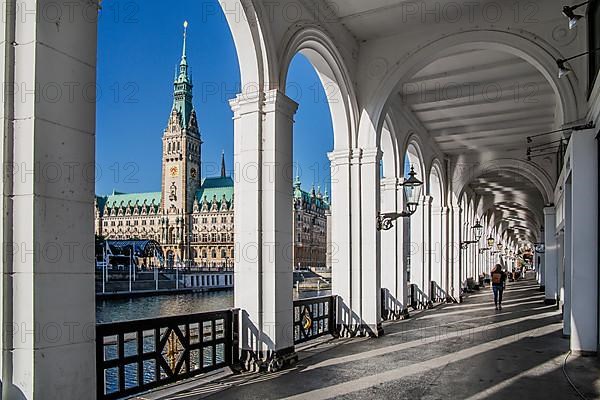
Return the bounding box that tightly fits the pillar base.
[338,323,384,338]
[239,347,298,373]
[383,309,411,321]
[570,350,598,357]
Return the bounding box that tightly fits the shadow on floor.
[143,276,600,400]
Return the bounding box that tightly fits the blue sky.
[96,0,333,195]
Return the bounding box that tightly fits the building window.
[211,249,217,258]
[211,217,217,224]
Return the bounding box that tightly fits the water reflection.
[96,289,332,323]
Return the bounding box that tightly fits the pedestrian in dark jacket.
[491,264,507,310]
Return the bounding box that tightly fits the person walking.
[491,264,507,310]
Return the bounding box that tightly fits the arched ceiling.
[398,49,556,244]
[398,48,557,155]
[321,1,563,244]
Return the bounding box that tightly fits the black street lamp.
[377,166,423,231]
[460,220,483,249]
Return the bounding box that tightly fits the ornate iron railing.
[96,310,238,400]
[293,295,337,344]
[430,281,447,303]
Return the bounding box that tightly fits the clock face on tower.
[190,168,197,179]
[169,165,179,177]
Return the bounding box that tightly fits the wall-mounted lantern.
[377,166,423,231]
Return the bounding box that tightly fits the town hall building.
[94,25,329,269]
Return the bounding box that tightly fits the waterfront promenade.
[142,276,600,400]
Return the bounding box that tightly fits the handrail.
[96,309,238,399]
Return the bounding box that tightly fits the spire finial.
[294,163,301,187]
[220,150,226,178]
[182,20,188,60]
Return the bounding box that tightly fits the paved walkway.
[144,275,600,400]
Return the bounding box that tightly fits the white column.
[450,206,462,301]
[1,2,97,398]
[544,207,558,305]
[538,230,546,288]
[359,148,383,335]
[557,229,565,307]
[568,130,598,354]
[380,178,404,316]
[423,196,432,302]
[328,150,352,328]
[230,90,298,367]
[563,178,572,337]
[428,205,444,296]
[409,196,425,301]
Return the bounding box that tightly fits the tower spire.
[182,20,188,62]
[220,150,226,177]
[171,21,195,129]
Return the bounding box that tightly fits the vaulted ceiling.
[326,0,561,244]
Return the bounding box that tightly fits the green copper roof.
[201,176,234,189]
[196,177,234,203]
[101,192,162,209]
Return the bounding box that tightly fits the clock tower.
[161,21,202,261]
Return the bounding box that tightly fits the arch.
[278,25,358,150]
[380,115,400,179]
[428,159,445,205]
[456,158,554,205]
[402,134,427,193]
[218,0,276,90]
[363,29,585,146]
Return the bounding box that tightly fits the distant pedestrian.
[491,264,507,310]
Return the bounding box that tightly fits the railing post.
[329,296,337,337]
[410,284,417,309]
[231,308,240,369]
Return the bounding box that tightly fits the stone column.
[563,178,572,337]
[422,195,432,303]
[568,130,598,354]
[328,150,352,329]
[409,196,425,302]
[450,205,462,301]
[380,178,403,317]
[557,229,565,307]
[1,1,97,397]
[544,207,558,305]
[429,203,443,298]
[358,148,383,335]
[230,90,298,369]
[538,228,545,289]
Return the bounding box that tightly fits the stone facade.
[293,178,329,269]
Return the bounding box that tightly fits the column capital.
[543,206,556,216]
[361,147,383,163]
[422,195,433,206]
[263,89,299,118]
[328,149,352,165]
[380,177,399,189]
[229,91,262,118]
